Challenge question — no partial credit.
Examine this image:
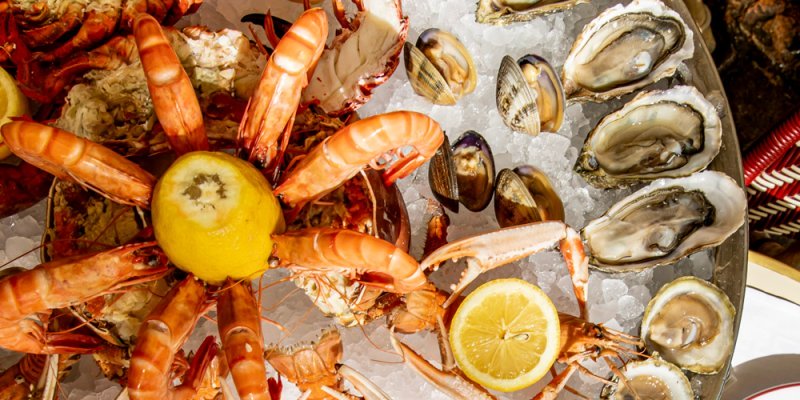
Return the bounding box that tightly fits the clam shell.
[404,28,477,105]
[494,166,563,227]
[453,131,495,212]
[428,135,460,212]
[496,55,540,135]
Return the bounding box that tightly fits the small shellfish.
[428,131,495,212]
[476,0,590,25]
[404,28,477,105]
[496,54,565,136]
[494,165,564,228]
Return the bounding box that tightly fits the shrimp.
[0,121,156,209]
[217,279,271,400]
[127,276,217,400]
[0,242,168,354]
[272,228,427,293]
[133,13,208,155]
[274,111,444,208]
[238,8,328,169]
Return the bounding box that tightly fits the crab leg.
[389,333,496,400]
[560,228,589,320]
[272,228,427,293]
[133,13,208,155]
[337,365,391,400]
[217,279,271,400]
[420,221,568,308]
[1,121,156,208]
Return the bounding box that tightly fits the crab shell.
[301,0,409,115]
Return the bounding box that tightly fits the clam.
[576,86,722,188]
[641,277,735,374]
[496,54,565,136]
[404,28,477,105]
[562,0,694,101]
[494,166,564,228]
[476,0,590,24]
[582,171,746,272]
[428,131,495,212]
[601,358,694,399]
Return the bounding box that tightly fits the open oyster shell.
[641,277,735,374]
[476,0,589,25]
[575,85,722,188]
[562,0,694,101]
[601,358,694,399]
[582,171,746,272]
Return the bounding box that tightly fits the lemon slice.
[449,278,560,392]
[152,151,285,283]
[0,66,29,160]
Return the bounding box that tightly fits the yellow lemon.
[449,278,561,392]
[152,151,284,283]
[0,66,29,160]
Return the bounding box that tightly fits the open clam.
[428,131,495,212]
[476,0,590,24]
[582,171,746,272]
[494,166,564,228]
[562,0,694,101]
[575,86,722,188]
[496,55,565,136]
[404,28,477,105]
[641,277,735,374]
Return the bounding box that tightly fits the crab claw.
[419,221,569,308]
[389,333,496,400]
[337,365,391,400]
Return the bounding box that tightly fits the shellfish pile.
[0,0,745,398]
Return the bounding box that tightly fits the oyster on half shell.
[476,0,589,24]
[641,277,735,374]
[562,0,694,101]
[601,358,694,399]
[582,171,746,272]
[575,85,722,188]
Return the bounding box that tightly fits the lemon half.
[0,66,29,160]
[449,278,561,392]
[152,151,284,283]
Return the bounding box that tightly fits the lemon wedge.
[0,66,29,160]
[152,151,284,283]
[449,278,561,392]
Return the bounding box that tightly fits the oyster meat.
[601,358,694,399]
[404,28,477,105]
[562,0,694,101]
[582,171,746,272]
[476,0,589,25]
[576,86,722,188]
[641,277,735,374]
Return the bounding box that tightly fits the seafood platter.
[0,0,747,398]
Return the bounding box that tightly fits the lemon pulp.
[449,278,561,392]
[0,66,29,160]
[152,151,284,283]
